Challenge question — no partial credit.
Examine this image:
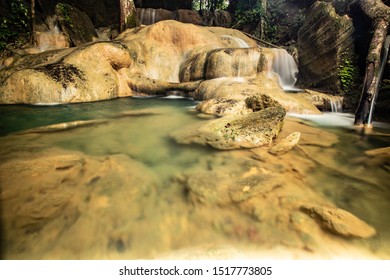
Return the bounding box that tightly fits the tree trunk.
[31,0,36,35]
[259,0,267,40]
[119,0,138,33]
[354,0,390,127]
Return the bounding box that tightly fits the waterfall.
[140,8,157,25]
[152,9,156,25]
[140,9,145,24]
[270,48,298,91]
[330,98,342,113]
[221,35,250,48]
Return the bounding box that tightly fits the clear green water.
[0,98,389,259]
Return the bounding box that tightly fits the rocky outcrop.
[173,9,204,25]
[172,105,286,150]
[0,42,131,104]
[298,1,355,93]
[0,20,322,117]
[55,3,98,46]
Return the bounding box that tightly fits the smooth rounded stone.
[269,132,301,155]
[205,48,264,79]
[192,76,322,115]
[196,98,251,116]
[301,205,377,239]
[0,42,132,104]
[173,106,286,150]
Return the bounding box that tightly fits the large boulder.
[55,3,98,46]
[173,9,204,25]
[298,1,355,92]
[0,42,131,104]
[172,106,286,150]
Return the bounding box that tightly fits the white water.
[36,24,66,52]
[140,8,157,25]
[270,48,299,91]
[288,112,354,128]
[330,98,343,113]
[221,35,250,48]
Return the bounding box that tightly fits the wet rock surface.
[301,205,377,239]
[0,111,387,260]
[1,20,322,116]
[173,106,286,150]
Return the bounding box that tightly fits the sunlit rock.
[173,106,286,150]
[301,205,376,239]
[0,42,131,104]
[0,19,321,114]
[269,132,301,155]
[196,98,251,116]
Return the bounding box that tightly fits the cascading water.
[330,98,342,113]
[139,8,157,25]
[270,48,299,91]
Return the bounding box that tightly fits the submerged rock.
[269,132,301,155]
[301,205,376,239]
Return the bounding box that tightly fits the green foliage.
[0,0,30,50]
[57,3,74,28]
[234,5,264,26]
[338,53,358,94]
[193,0,229,11]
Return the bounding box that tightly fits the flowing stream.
[0,98,389,260]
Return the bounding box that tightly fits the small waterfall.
[221,35,250,48]
[270,48,298,91]
[329,97,343,113]
[36,24,67,52]
[139,8,157,25]
[152,9,156,25]
[140,9,145,24]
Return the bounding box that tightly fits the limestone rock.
[55,3,98,46]
[173,106,286,150]
[173,9,203,25]
[205,48,264,79]
[0,42,131,104]
[245,94,282,112]
[301,205,376,239]
[298,1,355,92]
[193,77,321,115]
[196,98,251,116]
[269,132,301,155]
